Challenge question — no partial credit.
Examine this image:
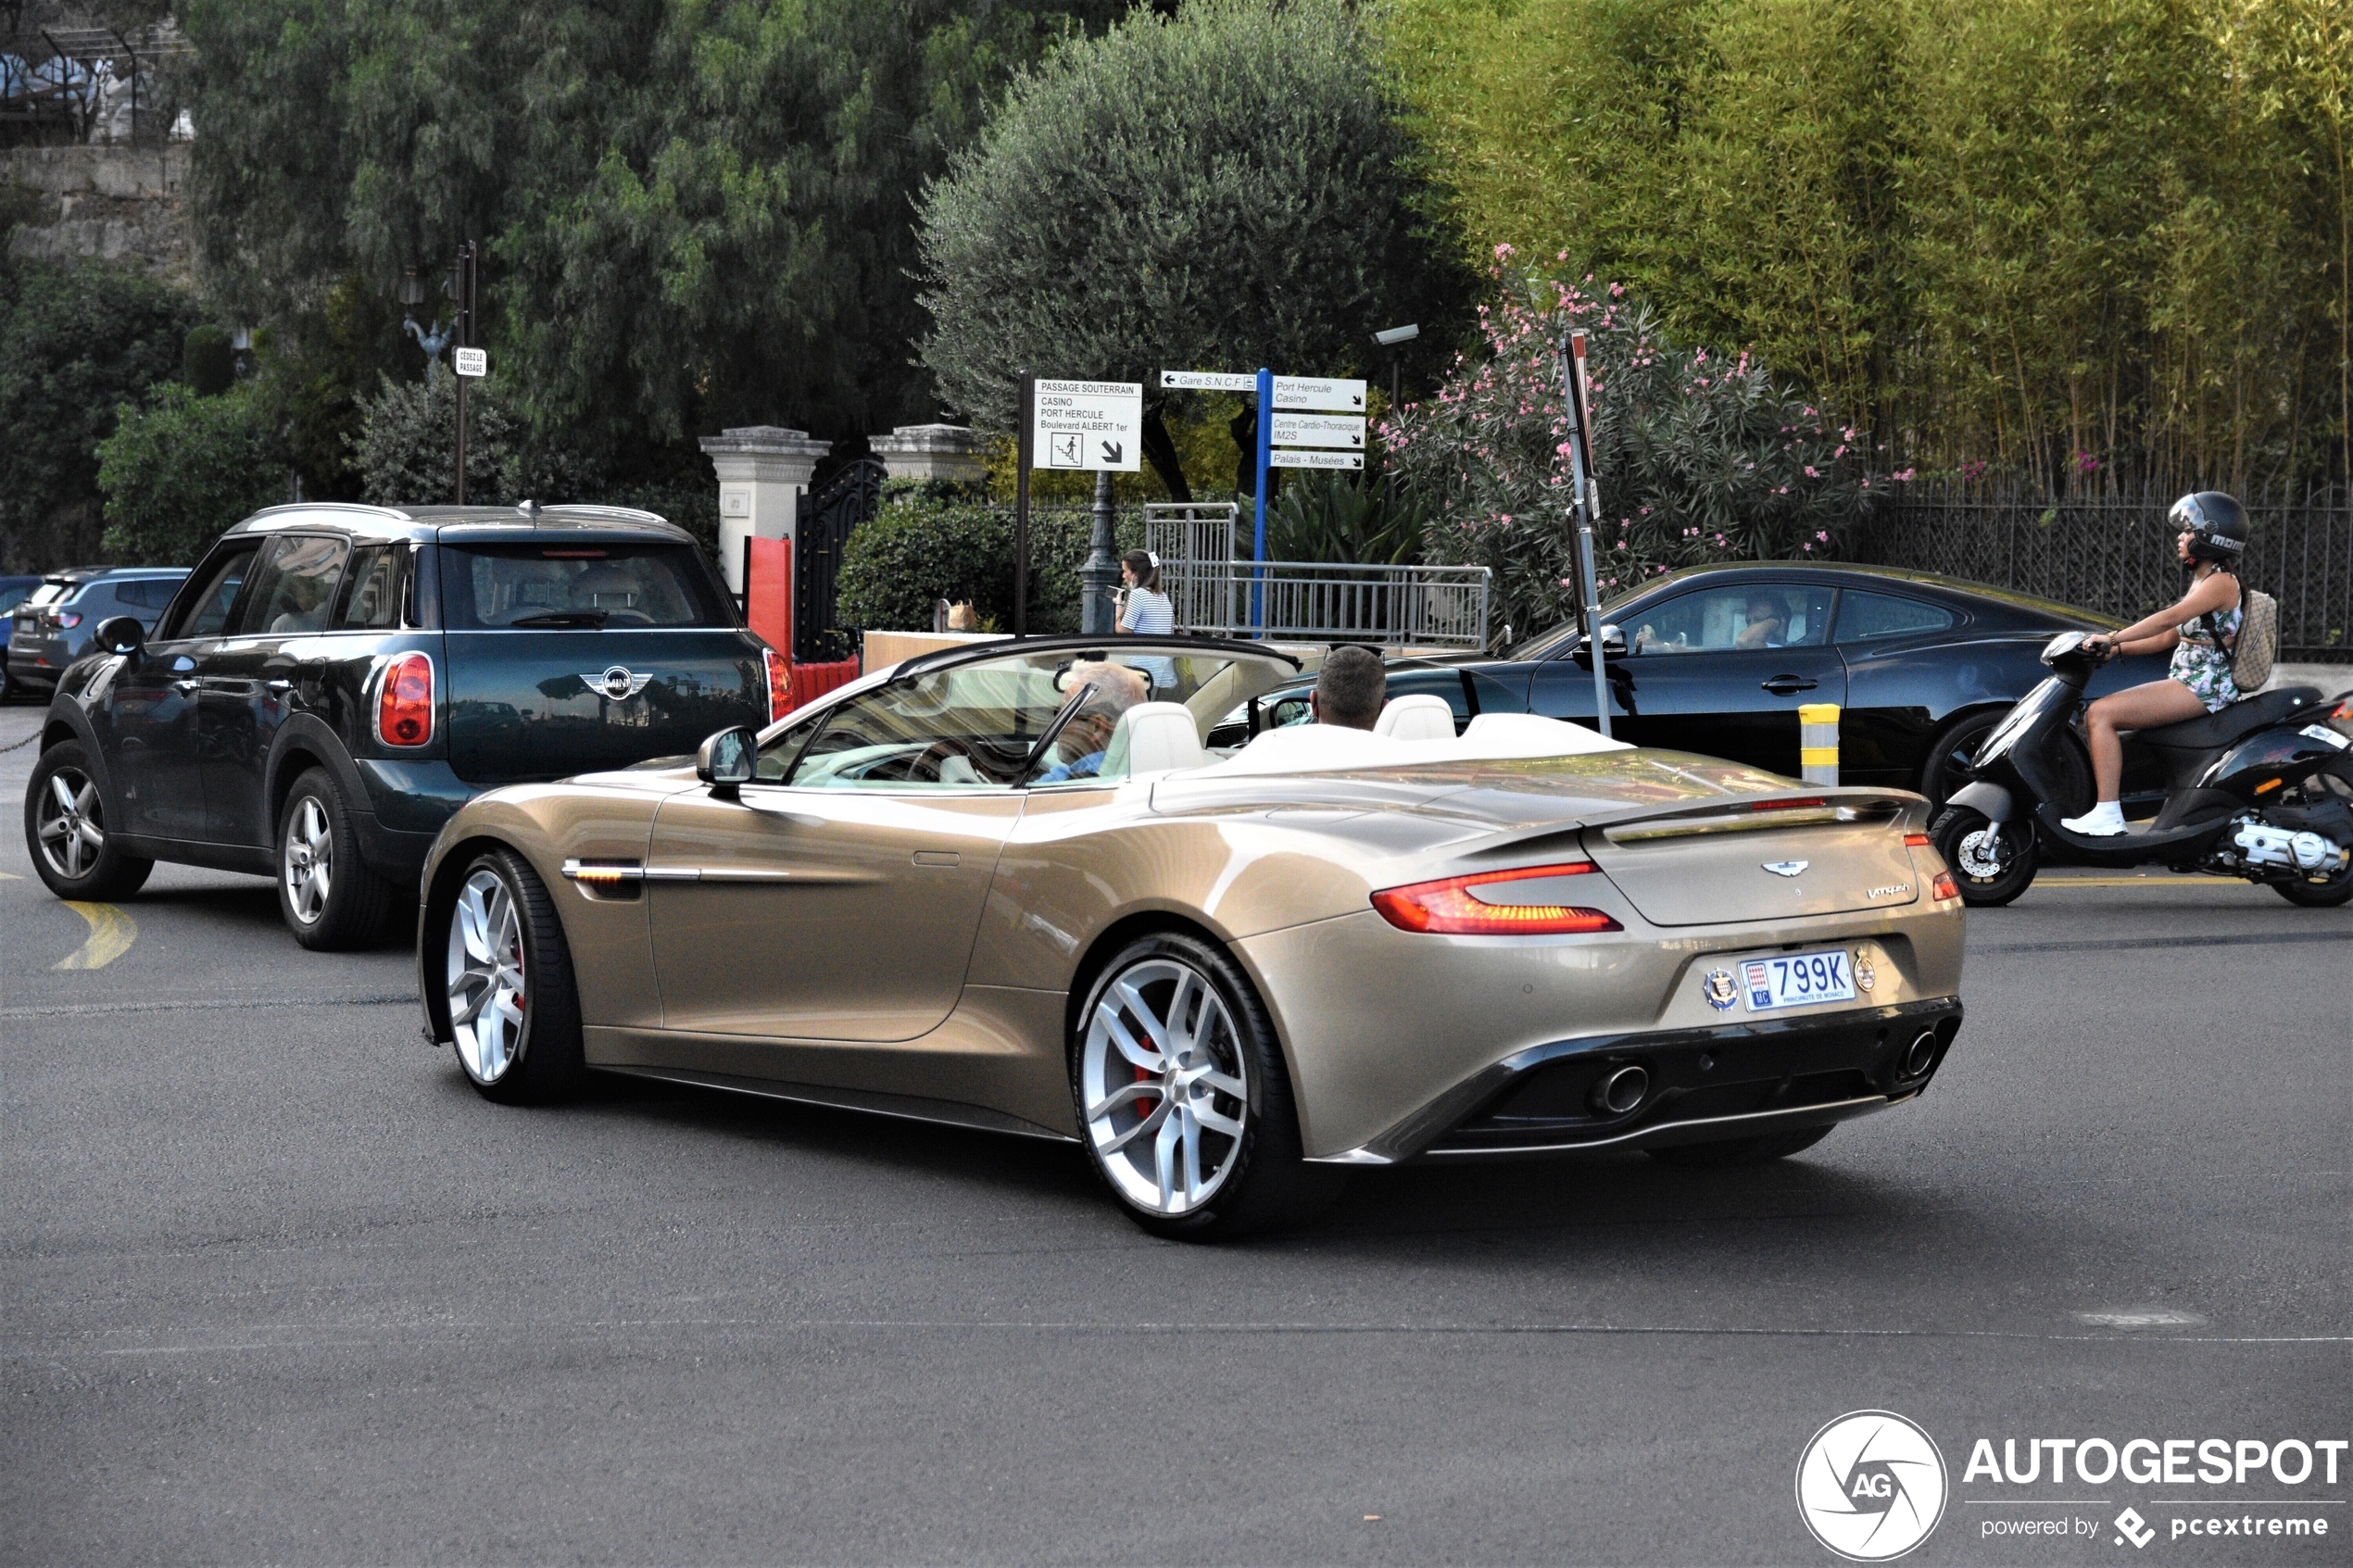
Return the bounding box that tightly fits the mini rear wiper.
[510,609,609,628]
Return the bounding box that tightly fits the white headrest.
[1106,701,1206,777]
[1376,694,1456,741]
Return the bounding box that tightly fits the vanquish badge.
[1795,1410,1947,1561]
[1764,860,1808,877]
[585,665,653,700]
[1703,968,1739,1010]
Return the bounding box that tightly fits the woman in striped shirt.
[1115,549,1176,690]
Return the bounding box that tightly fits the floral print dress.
[2170,586,2242,713]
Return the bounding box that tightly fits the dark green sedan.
[21,503,786,947]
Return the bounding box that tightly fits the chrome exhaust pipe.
[1903,1031,1939,1078]
[1592,1063,1650,1116]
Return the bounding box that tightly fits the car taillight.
[377,652,434,746]
[1931,871,1959,901]
[2334,698,2352,723]
[1371,862,1622,935]
[54,611,81,629]
[1905,833,1931,847]
[763,646,792,722]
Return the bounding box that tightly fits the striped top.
[1120,588,1174,635]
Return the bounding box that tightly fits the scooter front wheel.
[1931,805,2039,907]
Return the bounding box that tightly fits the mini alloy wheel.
[282,794,335,925]
[447,866,528,1086]
[21,740,151,901]
[274,768,394,949]
[1079,955,1252,1218]
[1070,932,1344,1239]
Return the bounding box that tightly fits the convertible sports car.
[420,634,1966,1238]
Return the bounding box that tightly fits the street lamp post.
[1373,322,1418,508]
[448,242,478,506]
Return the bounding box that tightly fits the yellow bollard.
[1799,702,1841,785]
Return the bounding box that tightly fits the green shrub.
[182,324,237,395]
[0,256,194,570]
[97,383,289,565]
[837,495,1142,636]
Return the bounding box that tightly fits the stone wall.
[4,144,193,283]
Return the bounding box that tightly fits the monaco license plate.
[1743,949,1856,1011]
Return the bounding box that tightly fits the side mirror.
[1597,622,1628,656]
[696,725,757,797]
[94,615,146,658]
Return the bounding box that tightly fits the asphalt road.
[3,700,2347,1567]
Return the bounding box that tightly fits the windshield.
[441,544,732,630]
[769,644,1300,790]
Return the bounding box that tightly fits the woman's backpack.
[2207,584,2279,691]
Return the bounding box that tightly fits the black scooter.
[1930,632,2353,907]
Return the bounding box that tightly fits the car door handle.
[266,679,293,692]
[171,678,199,694]
[1761,674,1818,695]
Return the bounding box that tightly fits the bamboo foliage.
[1388,0,2351,494]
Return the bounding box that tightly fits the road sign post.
[1254,368,1272,632]
[1015,375,1034,637]
[1022,379,1141,635]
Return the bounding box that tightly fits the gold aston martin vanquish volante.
[419,635,1964,1237]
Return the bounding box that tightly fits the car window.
[441,544,730,630]
[167,547,258,639]
[28,581,74,608]
[1833,589,1957,642]
[112,579,181,611]
[1627,583,1836,656]
[776,646,1297,791]
[236,535,349,637]
[333,546,408,631]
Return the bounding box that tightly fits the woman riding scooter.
[2062,492,2248,836]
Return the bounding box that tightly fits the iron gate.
[792,458,886,663]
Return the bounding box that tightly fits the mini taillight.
[1905,833,1931,847]
[763,646,792,722]
[1371,862,1621,935]
[1931,871,1959,901]
[377,652,434,747]
[54,611,81,629]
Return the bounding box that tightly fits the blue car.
[0,575,42,700]
[6,565,191,700]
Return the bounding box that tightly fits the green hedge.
[836,495,1142,636]
[96,383,289,566]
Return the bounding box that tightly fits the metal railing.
[1843,484,2350,661]
[1157,558,1491,647]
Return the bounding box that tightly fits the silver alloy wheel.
[1080,956,1250,1216]
[282,795,334,924]
[1957,826,2007,879]
[447,867,527,1084]
[35,767,105,880]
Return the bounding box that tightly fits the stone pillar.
[698,425,832,596]
[870,423,988,485]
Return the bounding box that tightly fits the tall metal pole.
[1252,367,1272,634]
[1561,330,1611,738]
[1014,375,1033,638]
[452,241,475,506]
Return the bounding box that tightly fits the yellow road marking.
[0,870,19,879]
[53,901,136,970]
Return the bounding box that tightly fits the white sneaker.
[2060,801,2127,836]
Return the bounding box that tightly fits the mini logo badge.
[1795,1410,1947,1562]
[2113,1507,2156,1549]
[1764,859,1808,877]
[1703,968,1740,1010]
[584,665,653,701]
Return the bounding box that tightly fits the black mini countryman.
[22,503,787,947]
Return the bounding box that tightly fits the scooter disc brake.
[1958,827,2008,879]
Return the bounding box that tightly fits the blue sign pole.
[1253,366,1272,633]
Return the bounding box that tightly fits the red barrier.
[790,659,861,707]
[745,536,791,654]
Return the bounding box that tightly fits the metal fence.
[1843,485,2350,661]
[1155,558,1491,647]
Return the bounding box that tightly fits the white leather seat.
[1376,694,1456,741]
[1102,701,1207,777]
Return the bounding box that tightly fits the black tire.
[22,740,153,901]
[1931,804,2039,907]
[1070,931,1347,1240]
[1647,1123,1835,1168]
[2271,759,2353,907]
[437,847,585,1104]
[1917,711,1998,809]
[276,766,396,950]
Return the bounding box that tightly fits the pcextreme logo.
[1796,1410,1951,1562]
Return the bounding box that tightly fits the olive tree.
[916,0,1469,498]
